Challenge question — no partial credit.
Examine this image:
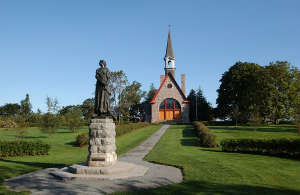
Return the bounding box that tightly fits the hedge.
[0,141,50,158]
[76,122,151,147]
[193,121,217,148]
[221,138,300,158]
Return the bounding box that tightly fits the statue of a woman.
[94,60,110,117]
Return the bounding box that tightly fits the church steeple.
[164,26,176,76]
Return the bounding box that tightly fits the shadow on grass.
[65,141,79,147]
[0,159,67,169]
[114,180,300,195]
[5,135,48,139]
[180,126,199,146]
[210,126,297,133]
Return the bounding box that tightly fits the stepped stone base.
[50,161,148,181]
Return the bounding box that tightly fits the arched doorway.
[159,98,181,120]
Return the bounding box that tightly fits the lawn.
[114,124,300,195]
[0,124,162,195]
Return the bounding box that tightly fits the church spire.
[165,30,174,59]
[164,25,176,76]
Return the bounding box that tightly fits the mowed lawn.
[115,124,300,195]
[0,124,162,195]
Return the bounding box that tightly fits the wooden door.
[159,110,165,120]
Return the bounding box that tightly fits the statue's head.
[99,60,106,67]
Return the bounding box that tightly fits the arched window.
[159,98,181,120]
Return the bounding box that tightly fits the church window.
[167,83,172,88]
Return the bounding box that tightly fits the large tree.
[264,61,299,123]
[109,70,128,122]
[120,81,146,121]
[216,61,300,123]
[216,62,266,122]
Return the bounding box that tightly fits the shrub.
[0,119,17,128]
[220,138,300,158]
[0,141,50,158]
[75,122,151,147]
[193,121,217,147]
[115,122,150,137]
[76,133,89,147]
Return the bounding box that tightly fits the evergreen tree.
[187,88,213,121]
[20,94,32,116]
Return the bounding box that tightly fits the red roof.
[150,72,189,104]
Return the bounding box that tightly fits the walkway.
[5,125,183,195]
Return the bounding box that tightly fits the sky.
[1,0,300,112]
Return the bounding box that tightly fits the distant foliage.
[75,122,151,147]
[0,141,50,158]
[221,138,300,158]
[193,121,217,147]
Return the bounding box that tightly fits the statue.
[94,60,111,117]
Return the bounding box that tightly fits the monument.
[50,60,148,180]
[87,60,117,167]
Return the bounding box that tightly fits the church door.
[159,98,181,121]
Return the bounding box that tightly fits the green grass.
[113,124,300,195]
[0,124,162,195]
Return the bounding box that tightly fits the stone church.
[146,31,190,123]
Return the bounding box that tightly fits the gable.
[150,73,189,104]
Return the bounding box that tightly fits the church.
[146,31,190,123]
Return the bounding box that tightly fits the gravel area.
[5,125,183,195]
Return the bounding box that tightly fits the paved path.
[5,125,183,195]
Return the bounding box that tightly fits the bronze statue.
[94,60,111,117]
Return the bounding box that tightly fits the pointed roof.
[150,72,189,104]
[165,31,175,58]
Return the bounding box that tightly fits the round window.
[167,83,172,88]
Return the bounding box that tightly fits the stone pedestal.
[87,118,117,167]
[50,117,149,180]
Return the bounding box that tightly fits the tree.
[59,105,82,116]
[146,83,157,103]
[187,88,213,121]
[0,103,21,117]
[120,81,146,121]
[40,96,60,137]
[216,62,266,122]
[20,94,32,116]
[81,98,94,121]
[109,70,128,122]
[40,113,60,137]
[187,89,197,121]
[65,109,82,132]
[264,61,299,124]
[232,104,240,127]
[46,96,59,114]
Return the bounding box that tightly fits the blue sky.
[1,0,300,112]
